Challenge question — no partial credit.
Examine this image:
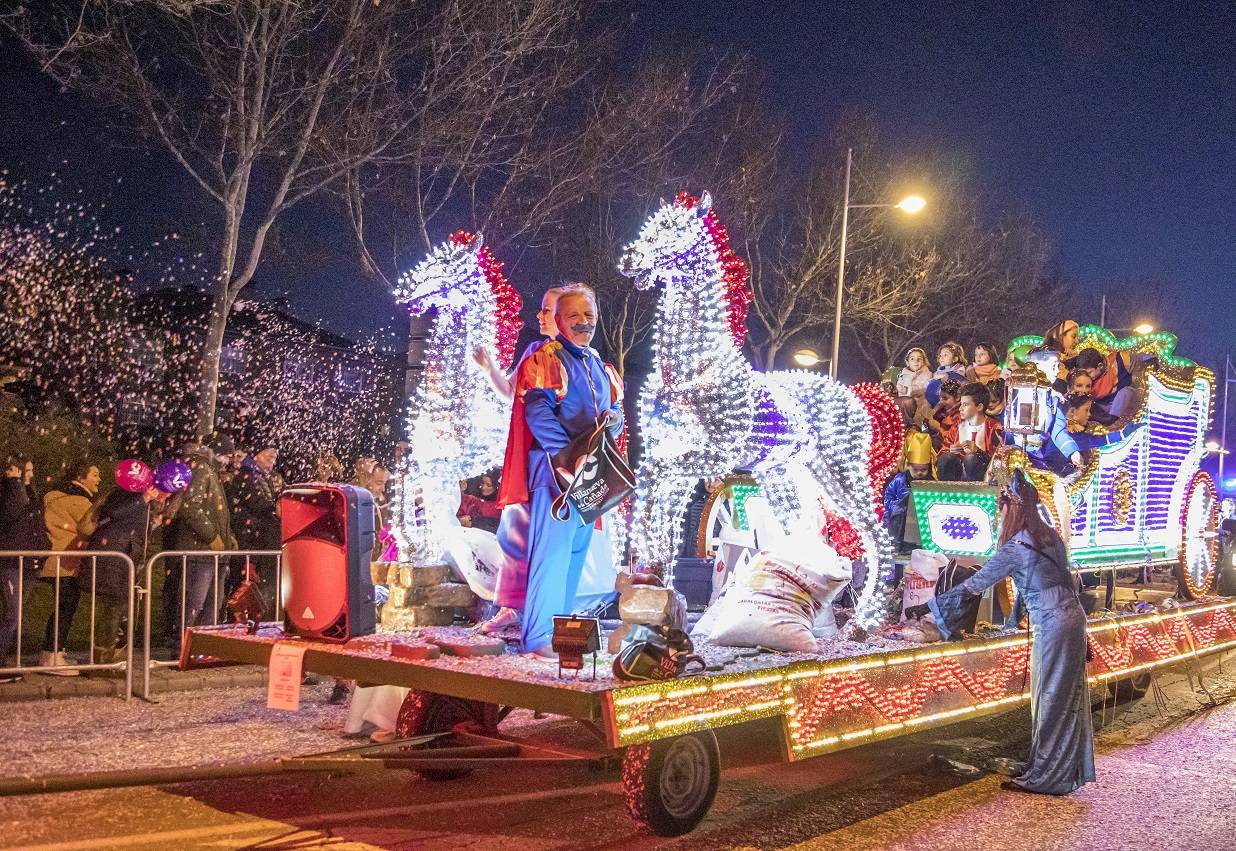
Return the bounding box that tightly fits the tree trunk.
[761,338,782,372]
[195,292,230,440]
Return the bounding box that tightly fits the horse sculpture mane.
[621,192,895,629]
[674,193,753,348]
[448,229,522,369]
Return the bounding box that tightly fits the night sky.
[1,1,1233,375]
[642,0,1236,371]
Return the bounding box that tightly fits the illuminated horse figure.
[620,192,896,627]
[391,231,522,565]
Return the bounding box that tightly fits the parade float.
[908,326,1220,599]
[184,197,1234,838]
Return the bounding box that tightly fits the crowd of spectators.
[0,431,428,682]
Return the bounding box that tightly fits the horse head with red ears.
[618,191,752,349]
[396,230,523,370]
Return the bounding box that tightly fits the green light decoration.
[729,482,761,532]
[909,484,1001,557]
[1005,325,1196,369]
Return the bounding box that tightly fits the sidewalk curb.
[0,664,269,702]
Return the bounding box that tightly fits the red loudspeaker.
[280,483,376,642]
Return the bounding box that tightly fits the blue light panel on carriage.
[1070,373,1209,564]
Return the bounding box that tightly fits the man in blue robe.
[515,286,623,655]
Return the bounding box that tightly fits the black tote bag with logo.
[550,422,635,525]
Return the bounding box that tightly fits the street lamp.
[793,348,829,368]
[1133,322,1155,335]
[831,148,926,378]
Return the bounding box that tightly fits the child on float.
[965,341,1003,385]
[925,341,968,407]
[1065,368,1093,396]
[937,382,1003,482]
[895,347,933,424]
[1031,393,1095,477]
[985,377,1008,419]
[884,434,934,553]
[926,379,962,450]
[1065,393,1094,432]
[1072,348,1143,424]
[1039,319,1081,388]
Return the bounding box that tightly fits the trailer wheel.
[396,691,497,781]
[623,730,720,837]
[1176,472,1219,600]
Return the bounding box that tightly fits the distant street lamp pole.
[830,147,926,378]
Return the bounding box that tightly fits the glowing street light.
[793,348,825,368]
[831,148,927,378]
[1133,322,1155,335]
[895,195,927,214]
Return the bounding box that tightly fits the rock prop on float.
[419,627,506,657]
[606,572,688,653]
[376,561,481,630]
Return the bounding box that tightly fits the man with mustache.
[503,284,624,656]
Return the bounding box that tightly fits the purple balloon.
[154,458,193,494]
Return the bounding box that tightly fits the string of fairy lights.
[608,597,1236,752]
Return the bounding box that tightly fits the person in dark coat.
[87,483,159,665]
[1,455,50,682]
[229,442,281,612]
[911,469,1095,795]
[162,442,236,648]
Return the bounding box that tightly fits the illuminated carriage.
[694,326,1221,601]
[909,326,1220,599]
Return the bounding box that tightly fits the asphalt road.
[1,659,1233,850]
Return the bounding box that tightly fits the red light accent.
[675,193,752,348]
[450,229,523,369]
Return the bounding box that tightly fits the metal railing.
[141,549,282,700]
[0,551,137,699]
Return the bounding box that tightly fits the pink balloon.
[115,459,154,493]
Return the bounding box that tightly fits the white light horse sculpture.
[391,231,522,566]
[619,192,894,627]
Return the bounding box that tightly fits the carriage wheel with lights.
[1176,472,1220,600]
[623,730,720,837]
[694,474,759,558]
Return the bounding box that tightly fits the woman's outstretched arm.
[473,346,514,401]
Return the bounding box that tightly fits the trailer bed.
[186,596,1236,756]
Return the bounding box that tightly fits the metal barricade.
[142,549,282,700]
[0,550,138,699]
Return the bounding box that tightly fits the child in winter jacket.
[937,383,1003,482]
